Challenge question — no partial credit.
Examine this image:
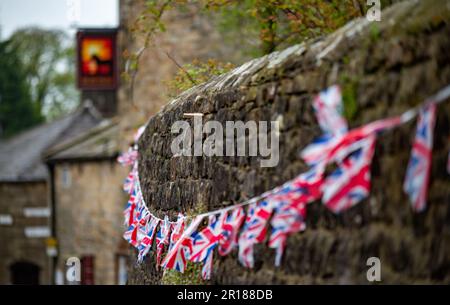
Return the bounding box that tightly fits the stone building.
[117,0,245,145]
[44,119,128,285]
[0,0,233,285]
[131,0,450,284]
[0,99,129,284]
[0,103,102,284]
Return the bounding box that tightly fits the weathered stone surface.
[0,182,50,284]
[130,0,450,284]
[54,161,128,285]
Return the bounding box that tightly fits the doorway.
[10,261,40,285]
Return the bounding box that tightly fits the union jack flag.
[238,200,274,268]
[137,214,160,262]
[302,113,404,167]
[123,223,138,247]
[161,215,204,273]
[218,207,245,256]
[313,85,348,136]
[123,186,144,226]
[190,212,227,280]
[156,216,171,267]
[190,213,226,263]
[268,168,324,266]
[202,252,213,280]
[123,199,136,227]
[117,147,138,166]
[123,164,138,194]
[169,213,186,252]
[403,104,437,212]
[123,207,150,248]
[322,135,377,213]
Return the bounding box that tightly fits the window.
[61,165,71,188]
[116,254,128,285]
[0,214,13,225]
[80,256,95,285]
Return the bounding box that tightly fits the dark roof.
[44,119,120,162]
[0,103,103,182]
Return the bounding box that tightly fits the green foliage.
[206,0,365,56]
[122,0,181,84]
[160,202,210,284]
[126,0,402,101]
[161,262,206,284]
[164,59,235,98]
[8,27,79,120]
[0,40,43,138]
[369,23,381,41]
[341,75,359,121]
[135,0,366,59]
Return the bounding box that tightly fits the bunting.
[137,214,160,262]
[190,212,227,280]
[403,104,437,212]
[322,135,377,213]
[313,85,348,137]
[156,216,172,266]
[117,84,449,280]
[268,167,324,266]
[161,216,204,273]
[169,213,186,252]
[218,207,245,256]
[238,200,274,268]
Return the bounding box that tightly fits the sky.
[0,0,119,39]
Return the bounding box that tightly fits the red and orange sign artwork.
[77,30,117,90]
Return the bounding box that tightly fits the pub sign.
[77,29,118,90]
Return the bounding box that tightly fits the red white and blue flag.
[123,164,138,194]
[301,114,403,168]
[169,213,186,252]
[190,212,227,280]
[161,215,204,273]
[322,135,377,213]
[137,214,160,262]
[218,207,245,256]
[202,252,214,281]
[123,193,137,227]
[117,147,138,166]
[156,216,172,266]
[268,168,324,266]
[301,85,348,167]
[238,200,274,268]
[123,223,139,248]
[313,85,348,137]
[123,206,151,249]
[403,104,437,212]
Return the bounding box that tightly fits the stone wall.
[0,182,50,284]
[54,161,128,284]
[131,0,450,284]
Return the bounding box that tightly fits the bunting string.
[118,83,450,280]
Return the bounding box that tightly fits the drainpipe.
[47,163,58,285]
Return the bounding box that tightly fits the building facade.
[0,182,50,284]
[0,104,102,284]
